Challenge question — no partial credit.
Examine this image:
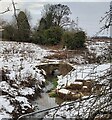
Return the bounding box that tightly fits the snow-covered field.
[87,41,110,57]
[0,40,111,119]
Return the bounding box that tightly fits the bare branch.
[94,2,112,36]
[0,7,10,14]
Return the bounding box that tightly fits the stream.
[33,82,57,110]
[27,63,73,119]
[30,82,58,119]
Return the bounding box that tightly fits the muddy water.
[31,80,67,120]
[33,82,57,110]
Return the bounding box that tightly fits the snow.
[0,112,12,120]
[87,41,110,57]
[15,96,29,104]
[0,41,52,87]
[57,63,111,89]
[83,86,88,89]
[0,41,53,71]
[0,81,18,96]
[19,87,35,96]
[0,96,14,114]
[44,92,112,119]
[58,89,71,94]
[43,41,111,119]
[70,55,87,64]
[15,96,32,110]
[73,82,83,85]
[0,40,111,119]
[0,41,54,118]
[8,71,16,80]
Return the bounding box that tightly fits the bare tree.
[95,1,112,36]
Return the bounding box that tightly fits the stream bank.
[30,62,73,119]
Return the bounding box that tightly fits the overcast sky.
[0,0,111,37]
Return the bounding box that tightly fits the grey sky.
[0,1,111,37]
[66,2,110,36]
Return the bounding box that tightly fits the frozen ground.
[0,41,53,119]
[0,40,111,119]
[57,63,111,89]
[43,40,111,119]
[87,41,110,57]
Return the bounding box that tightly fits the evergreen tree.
[17,11,30,42]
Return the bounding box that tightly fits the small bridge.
[38,62,73,77]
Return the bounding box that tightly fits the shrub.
[32,31,46,44]
[33,26,63,45]
[62,30,86,50]
[44,26,63,45]
[2,25,16,41]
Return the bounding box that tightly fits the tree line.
[2,3,86,50]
